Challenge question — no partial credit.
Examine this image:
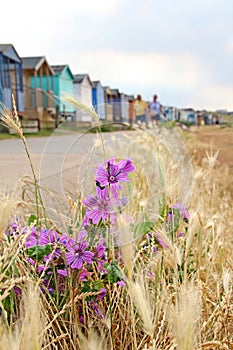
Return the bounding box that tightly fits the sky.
[2,0,233,111]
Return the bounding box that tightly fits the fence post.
[55,105,59,128]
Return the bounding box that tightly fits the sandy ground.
[182,125,233,197]
[185,125,233,167]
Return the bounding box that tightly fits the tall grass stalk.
[64,95,107,160]
[168,282,202,350]
[0,96,46,226]
[0,192,17,235]
[0,285,46,350]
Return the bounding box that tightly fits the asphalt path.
[0,127,194,229]
[0,130,133,197]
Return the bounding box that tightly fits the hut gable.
[51,65,74,80]
[0,44,21,63]
[73,73,92,86]
[51,64,75,115]
[73,73,93,121]
[0,43,24,113]
[22,56,54,75]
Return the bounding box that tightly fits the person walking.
[128,97,136,126]
[134,94,148,125]
[150,94,165,125]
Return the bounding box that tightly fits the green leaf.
[133,222,154,239]
[92,280,105,291]
[27,244,52,260]
[107,260,126,284]
[27,215,37,226]
[81,281,91,293]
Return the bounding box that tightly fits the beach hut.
[103,86,113,121]
[179,108,197,124]
[51,65,75,119]
[73,73,93,121]
[92,80,105,120]
[0,44,24,114]
[163,106,177,121]
[111,88,121,121]
[21,56,55,127]
[120,93,129,122]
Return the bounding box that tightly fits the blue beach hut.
[0,44,24,114]
[92,80,105,120]
[51,64,75,119]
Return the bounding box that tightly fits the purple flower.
[27,257,35,266]
[96,239,106,258]
[177,231,185,238]
[65,241,94,269]
[25,229,48,248]
[97,261,108,274]
[155,233,169,249]
[46,230,59,243]
[79,269,91,281]
[83,187,116,226]
[79,316,84,324]
[57,268,70,277]
[96,163,128,193]
[172,203,190,220]
[94,240,108,273]
[59,233,70,246]
[77,230,88,241]
[14,285,22,296]
[147,271,156,279]
[88,301,104,318]
[116,159,136,174]
[96,158,135,198]
[96,287,107,300]
[116,280,126,287]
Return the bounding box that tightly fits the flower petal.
[82,251,94,264]
[71,257,83,269]
[96,166,109,186]
[89,209,102,224]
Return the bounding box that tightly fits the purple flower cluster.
[6,223,109,295]
[6,158,135,314]
[83,157,136,226]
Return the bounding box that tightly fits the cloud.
[69,49,205,88]
[1,0,233,110]
[192,84,233,111]
[62,0,124,16]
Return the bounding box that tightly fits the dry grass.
[0,106,232,349]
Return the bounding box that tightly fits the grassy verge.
[0,129,54,140]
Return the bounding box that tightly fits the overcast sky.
[2,0,233,110]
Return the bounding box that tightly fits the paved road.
[0,130,133,197]
[0,127,195,229]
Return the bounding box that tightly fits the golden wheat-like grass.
[0,107,232,349]
[0,192,18,235]
[0,95,23,138]
[168,282,202,350]
[0,285,46,350]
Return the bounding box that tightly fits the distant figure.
[134,94,147,125]
[145,102,151,127]
[128,98,136,125]
[197,113,203,126]
[150,94,165,125]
